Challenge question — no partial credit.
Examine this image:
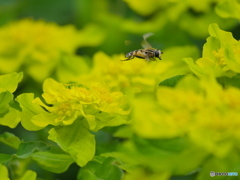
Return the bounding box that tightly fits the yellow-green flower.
[16,78,129,167]
[132,75,240,158]
[77,47,197,93]
[0,19,104,81]
[32,79,130,131]
[185,23,240,77]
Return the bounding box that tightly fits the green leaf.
[120,137,208,175]
[215,0,240,19]
[0,141,51,163]
[93,114,129,132]
[0,91,13,114]
[31,152,74,173]
[159,75,185,87]
[31,113,60,128]
[15,141,51,159]
[0,132,21,149]
[0,72,23,93]
[0,154,13,164]
[48,119,95,167]
[95,157,123,180]
[0,108,21,128]
[19,170,37,180]
[0,91,21,128]
[78,170,100,180]
[77,156,123,180]
[208,23,236,46]
[0,163,10,180]
[16,93,47,131]
[183,58,205,77]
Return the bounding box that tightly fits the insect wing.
[143,32,154,41]
[141,41,152,48]
[141,32,154,48]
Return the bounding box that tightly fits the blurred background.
[0,0,240,179]
[1,0,239,56]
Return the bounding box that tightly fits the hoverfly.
[121,33,163,62]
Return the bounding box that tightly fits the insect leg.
[121,58,131,61]
[144,54,151,62]
[121,55,134,61]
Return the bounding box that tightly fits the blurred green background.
[1,0,239,56]
[0,0,240,179]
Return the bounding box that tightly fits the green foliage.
[48,120,95,167]
[0,132,21,149]
[16,93,48,131]
[184,23,240,79]
[77,156,124,180]
[0,0,240,179]
[0,72,23,93]
[0,163,10,180]
[31,152,74,173]
[215,0,240,19]
[0,73,22,128]
[18,170,37,180]
[15,141,51,159]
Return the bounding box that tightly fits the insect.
[121,33,163,62]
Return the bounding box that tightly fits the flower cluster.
[77,47,197,93]
[0,73,22,128]
[132,75,240,158]
[185,23,240,78]
[0,19,103,81]
[33,79,130,131]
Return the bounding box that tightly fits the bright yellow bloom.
[33,79,130,131]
